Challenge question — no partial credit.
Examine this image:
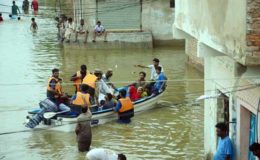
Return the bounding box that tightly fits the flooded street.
[0,2,204,160]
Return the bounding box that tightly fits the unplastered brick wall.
[246,0,260,57]
[185,37,204,69]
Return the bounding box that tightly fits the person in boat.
[115,89,134,123]
[82,69,101,105]
[30,18,38,32]
[71,64,89,93]
[75,106,92,152]
[128,85,139,101]
[75,19,89,43]
[86,148,127,160]
[135,58,164,81]
[137,87,147,98]
[25,68,70,128]
[102,93,117,110]
[71,84,92,114]
[97,70,114,103]
[102,69,116,89]
[152,66,167,94]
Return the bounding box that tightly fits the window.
[170,0,175,8]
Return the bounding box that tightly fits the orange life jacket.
[72,92,91,107]
[47,77,62,95]
[73,70,90,92]
[119,97,134,113]
[82,73,97,89]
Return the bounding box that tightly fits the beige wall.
[142,0,174,41]
[174,0,251,65]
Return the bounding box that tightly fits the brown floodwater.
[0,1,204,160]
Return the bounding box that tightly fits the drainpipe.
[140,0,142,31]
[96,0,98,21]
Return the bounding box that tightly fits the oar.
[43,110,69,119]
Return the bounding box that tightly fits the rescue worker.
[25,68,70,128]
[82,69,101,104]
[115,89,134,124]
[71,84,91,114]
[71,64,89,93]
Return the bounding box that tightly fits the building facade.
[73,0,177,45]
[173,0,260,159]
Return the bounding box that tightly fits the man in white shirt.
[75,19,89,43]
[86,148,126,160]
[64,17,75,43]
[92,21,107,42]
[135,58,164,80]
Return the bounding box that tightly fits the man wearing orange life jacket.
[82,69,102,105]
[115,89,134,124]
[71,65,89,93]
[70,84,91,114]
[47,68,63,102]
[25,68,70,129]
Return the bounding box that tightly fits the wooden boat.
[26,87,166,132]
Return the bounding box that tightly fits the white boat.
[26,88,166,132]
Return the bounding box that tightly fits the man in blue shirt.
[214,122,233,160]
[152,66,167,94]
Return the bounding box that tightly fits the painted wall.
[174,0,260,66]
[142,0,175,41]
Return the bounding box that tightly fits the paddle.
[43,110,69,119]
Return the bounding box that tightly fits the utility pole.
[140,0,143,31]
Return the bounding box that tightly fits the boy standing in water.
[30,18,38,32]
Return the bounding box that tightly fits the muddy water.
[0,1,204,160]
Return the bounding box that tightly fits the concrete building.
[71,0,180,48]
[173,0,260,159]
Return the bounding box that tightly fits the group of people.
[22,0,39,15]
[24,58,166,156]
[56,15,108,43]
[7,0,38,20]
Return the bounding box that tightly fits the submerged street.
[0,1,206,160]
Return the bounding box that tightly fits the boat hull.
[26,91,165,132]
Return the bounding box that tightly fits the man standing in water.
[31,0,38,15]
[115,89,134,124]
[11,1,20,16]
[22,0,29,14]
[214,122,233,160]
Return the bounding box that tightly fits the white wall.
[174,0,247,65]
[142,0,175,41]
